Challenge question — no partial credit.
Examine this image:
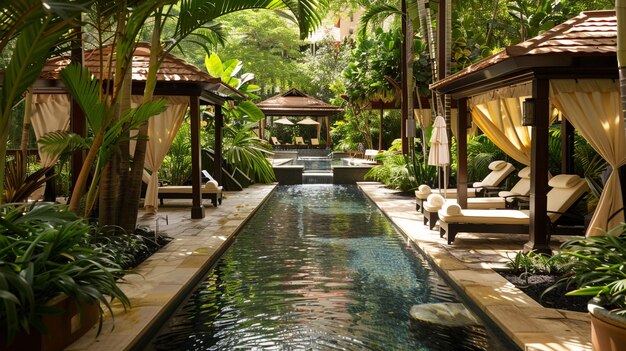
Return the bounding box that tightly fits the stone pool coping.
[66,182,591,351]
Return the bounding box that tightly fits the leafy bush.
[0,203,130,342]
[160,121,192,185]
[548,227,626,314]
[506,250,569,276]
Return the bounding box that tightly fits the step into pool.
[149,185,512,350]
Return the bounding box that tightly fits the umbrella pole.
[443,165,448,200]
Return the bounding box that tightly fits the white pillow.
[427,194,445,207]
[417,184,432,195]
[204,180,220,190]
[518,167,531,179]
[443,203,462,216]
[549,174,582,188]
[488,160,507,171]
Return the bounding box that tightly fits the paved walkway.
[67,182,591,351]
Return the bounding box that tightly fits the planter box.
[2,295,99,351]
[589,303,626,351]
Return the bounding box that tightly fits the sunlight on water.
[151,185,499,350]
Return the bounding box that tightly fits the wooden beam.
[190,95,205,219]
[525,78,550,253]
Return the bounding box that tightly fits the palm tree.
[59,0,328,231]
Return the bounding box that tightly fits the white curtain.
[131,96,189,210]
[550,79,625,236]
[469,83,532,165]
[31,94,71,167]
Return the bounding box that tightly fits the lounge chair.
[422,167,532,229]
[310,138,320,146]
[271,136,281,145]
[158,170,223,207]
[415,160,515,212]
[295,136,305,145]
[437,174,589,244]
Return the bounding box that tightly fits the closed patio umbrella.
[428,115,450,197]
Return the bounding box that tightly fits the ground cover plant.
[500,250,588,312]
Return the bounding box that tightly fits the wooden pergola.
[430,10,618,251]
[257,88,342,146]
[34,43,244,219]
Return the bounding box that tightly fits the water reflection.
[152,185,490,350]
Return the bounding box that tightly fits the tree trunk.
[118,12,163,232]
[20,90,33,175]
[69,129,105,212]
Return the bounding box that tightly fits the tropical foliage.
[0,203,130,343]
[548,226,626,314]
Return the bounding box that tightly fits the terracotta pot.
[1,294,99,351]
[588,303,626,351]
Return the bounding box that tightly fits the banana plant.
[204,52,264,122]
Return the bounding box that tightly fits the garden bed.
[499,272,588,312]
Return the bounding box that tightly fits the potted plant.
[548,225,626,351]
[0,203,131,351]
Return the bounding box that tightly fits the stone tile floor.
[66,182,591,351]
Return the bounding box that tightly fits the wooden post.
[400,0,408,154]
[190,95,204,219]
[214,104,224,186]
[457,98,468,208]
[325,116,330,148]
[561,118,575,174]
[379,105,384,151]
[525,79,550,253]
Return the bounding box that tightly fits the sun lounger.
[271,136,281,145]
[421,167,532,229]
[437,174,589,244]
[295,136,305,145]
[158,170,223,207]
[415,160,515,212]
[310,138,320,146]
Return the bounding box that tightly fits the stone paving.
[66,182,591,351]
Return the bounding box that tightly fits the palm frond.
[38,130,90,159]
[358,4,400,38]
[59,63,108,131]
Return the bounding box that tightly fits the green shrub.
[0,203,130,343]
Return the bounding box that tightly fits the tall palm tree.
[62,0,328,231]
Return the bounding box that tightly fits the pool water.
[151,185,503,350]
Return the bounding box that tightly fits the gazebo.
[32,43,243,219]
[430,10,621,251]
[257,88,342,146]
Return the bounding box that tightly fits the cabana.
[32,43,243,219]
[430,10,622,251]
[257,88,342,147]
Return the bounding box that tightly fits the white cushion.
[427,194,446,207]
[467,197,506,209]
[204,180,220,190]
[518,166,531,179]
[417,184,432,195]
[489,160,507,171]
[438,209,530,224]
[443,203,462,216]
[548,174,582,188]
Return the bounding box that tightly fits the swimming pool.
[150,185,506,350]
